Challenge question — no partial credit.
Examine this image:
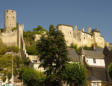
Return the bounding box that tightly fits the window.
[84,37,85,39]
[13,16,15,19]
[91,82,100,86]
[93,58,96,63]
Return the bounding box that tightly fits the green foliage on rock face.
[22,67,46,86]
[33,25,48,34]
[83,46,92,50]
[0,39,19,55]
[70,43,93,54]
[0,46,19,55]
[6,46,19,53]
[108,63,112,79]
[70,43,81,54]
[23,25,48,55]
[23,31,38,55]
[61,63,88,86]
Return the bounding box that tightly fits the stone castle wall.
[0,10,24,49]
[57,24,106,48]
[0,30,18,46]
[57,25,74,46]
[0,24,24,48]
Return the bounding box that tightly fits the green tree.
[0,39,19,55]
[23,31,38,55]
[108,63,112,79]
[33,25,48,34]
[61,63,87,86]
[0,55,24,81]
[22,67,46,86]
[36,25,68,85]
[70,43,81,54]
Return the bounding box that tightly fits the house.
[81,48,112,86]
[67,48,112,86]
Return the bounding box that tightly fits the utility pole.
[12,56,14,86]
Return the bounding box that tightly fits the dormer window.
[93,58,96,63]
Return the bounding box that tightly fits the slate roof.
[91,29,100,33]
[67,48,80,62]
[82,48,104,59]
[87,67,107,81]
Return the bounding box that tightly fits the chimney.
[92,43,97,50]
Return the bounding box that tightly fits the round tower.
[4,10,16,31]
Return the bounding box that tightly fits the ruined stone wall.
[0,24,24,49]
[0,30,18,46]
[57,24,74,46]
[57,24,105,48]
[80,32,94,47]
[17,24,24,49]
[93,32,105,48]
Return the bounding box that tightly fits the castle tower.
[4,10,16,31]
[88,27,92,33]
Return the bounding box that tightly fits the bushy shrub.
[61,63,88,86]
[22,67,46,86]
[70,43,81,54]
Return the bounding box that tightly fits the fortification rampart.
[0,30,18,46]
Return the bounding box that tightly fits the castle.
[57,24,109,48]
[0,10,24,49]
[0,10,109,49]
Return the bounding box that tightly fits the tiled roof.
[67,48,80,62]
[82,48,104,59]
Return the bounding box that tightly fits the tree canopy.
[22,67,46,86]
[36,25,68,86]
[0,55,24,81]
[33,25,48,34]
[23,25,48,55]
[61,63,87,86]
[36,25,68,75]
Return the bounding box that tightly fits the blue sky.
[0,0,112,43]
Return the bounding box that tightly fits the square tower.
[4,10,16,31]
